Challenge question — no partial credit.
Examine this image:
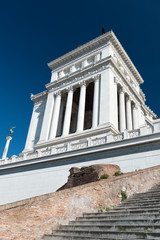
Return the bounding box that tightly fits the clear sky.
[0,0,160,158]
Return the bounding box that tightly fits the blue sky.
[0,0,160,157]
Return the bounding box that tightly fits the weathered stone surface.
[58,164,121,190]
[0,165,160,239]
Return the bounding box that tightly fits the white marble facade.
[1,31,160,205]
[22,30,155,155]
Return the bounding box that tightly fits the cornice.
[31,90,48,102]
[47,30,144,85]
[141,104,156,118]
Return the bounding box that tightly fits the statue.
[9,126,16,136]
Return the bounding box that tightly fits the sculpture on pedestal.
[2,126,15,160]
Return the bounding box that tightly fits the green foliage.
[114,171,123,177]
[105,207,110,212]
[100,174,109,179]
[121,191,127,201]
[119,226,126,232]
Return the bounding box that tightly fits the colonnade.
[38,75,100,143]
[25,74,140,152]
[117,84,139,133]
[39,76,139,143]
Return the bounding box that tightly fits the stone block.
[57,164,121,190]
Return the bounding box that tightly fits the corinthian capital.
[79,81,86,87]
[55,91,61,97]
[119,87,125,94]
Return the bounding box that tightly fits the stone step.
[121,199,160,205]
[83,208,159,216]
[128,197,160,203]
[70,218,160,225]
[60,224,160,232]
[50,229,160,239]
[43,234,147,240]
[77,213,160,221]
[40,184,160,240]
[114,204,160,210]
[43,235,147,240]
[129,192,160,199]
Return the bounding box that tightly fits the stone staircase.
[41,184,160,239]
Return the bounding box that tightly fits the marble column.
[38,91,54,142]
[126,96,133,131]
[92,76,99,128]
[62,87,73,136]
[77,81,86,132]
[132,104,138,130]
[2,135,12,159]
[119,88,126,132]
[114,78,118,130]
[56,99,65,137]
[49,92,61,139]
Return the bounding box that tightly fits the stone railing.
[0,120,160,166]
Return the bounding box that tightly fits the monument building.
[23,31,155,153]
[0,30,160,205]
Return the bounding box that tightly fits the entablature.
[31,56,152,117]
[48,30,144,85]
[111,42,141,89]
[33,56,146,107]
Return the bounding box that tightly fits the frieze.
[41,150,51,157]
[92,137,106,146]
[114,134,123,141]
[129,130,139,138]
[47,59,109,92]
[71,141,88,150]
[56,145,67,153]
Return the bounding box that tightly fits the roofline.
[47,30,144,84]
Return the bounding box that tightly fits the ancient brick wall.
[0,165,160,240]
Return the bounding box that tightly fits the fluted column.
[56,99,64,137]
[119,88,126,132]
[62,87,74,136]
[126,96,133,131]
[92,76,99,128]
[132,104,138,130]
[114,78,118,130]
[77,81,86,132]
[49,92,61,139]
